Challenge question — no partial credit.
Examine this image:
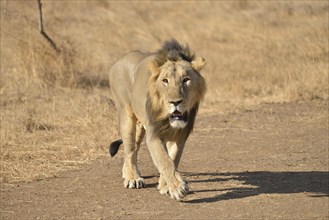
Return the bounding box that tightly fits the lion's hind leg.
[135,121,145,154]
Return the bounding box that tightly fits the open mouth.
[169,110,188,122]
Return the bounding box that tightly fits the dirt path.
[1,101,328,219]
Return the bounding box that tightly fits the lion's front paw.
[123,177,146,189]
[158,184,169,195]
[169,181,189,201]
[158,179,189,201]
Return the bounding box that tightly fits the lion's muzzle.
[168,107,188,129]
[170,110,188,121]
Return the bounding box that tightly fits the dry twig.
[37,0,60,53]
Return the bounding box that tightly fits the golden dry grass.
[1,1,328,184]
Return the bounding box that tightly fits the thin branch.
[37,0,60,53]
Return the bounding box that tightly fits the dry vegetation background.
[0,1,328,184]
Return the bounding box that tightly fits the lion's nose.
[169,100,183,106]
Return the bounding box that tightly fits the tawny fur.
[109,39,206,200]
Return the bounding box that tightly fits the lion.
[108,39,206,201]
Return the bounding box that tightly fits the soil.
[1,101,328,219]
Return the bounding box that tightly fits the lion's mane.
[146,39,206,139]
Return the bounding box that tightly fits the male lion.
[109,39,206,200]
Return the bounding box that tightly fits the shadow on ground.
[183,171,329,203]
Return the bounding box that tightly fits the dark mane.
[155,39,195,66]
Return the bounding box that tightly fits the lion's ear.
[149,60,160,77]
[192,56,206,71]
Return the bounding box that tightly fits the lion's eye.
[162,79,169,84]
[183,77,190,84]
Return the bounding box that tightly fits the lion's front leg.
[157,172,188,198]
[146,134,188,200]
[167,139,186,168]
[158,140,188,196]
[120,114,145,189]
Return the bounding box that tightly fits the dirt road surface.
[1,101,328,219]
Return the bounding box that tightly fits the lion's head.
[148,39,206,131]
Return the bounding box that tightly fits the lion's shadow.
[182,171,329,203]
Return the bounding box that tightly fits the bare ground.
[1,2,328,219]
[0,101,328,219]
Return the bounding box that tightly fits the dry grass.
[1,1,328,184]
[0,88,117,183]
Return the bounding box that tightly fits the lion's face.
[149,58,206,129]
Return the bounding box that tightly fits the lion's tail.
[109,139,123,157]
